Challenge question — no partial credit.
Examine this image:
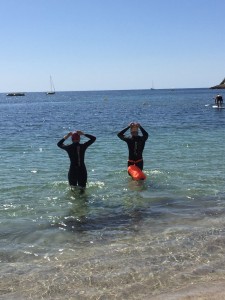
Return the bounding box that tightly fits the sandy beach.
[153,281,225,300]
[1,281,225,300]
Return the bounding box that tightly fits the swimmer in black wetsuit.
[215,94,223,107]
[57,131,96,191]
[117,123,149,171]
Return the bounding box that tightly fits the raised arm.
[117,126,130,140]
[57,132,72,148]
[83,133,96,146]
[139,125,149,141]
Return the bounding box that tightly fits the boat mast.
[50,75,55,92]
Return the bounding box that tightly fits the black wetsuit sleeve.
[83,134,96,147]
[117,126,130,141]
[57,138,66,149]
[139,126,149,141]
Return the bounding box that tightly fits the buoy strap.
[128,159,143,164]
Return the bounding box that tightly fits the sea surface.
[0,88,225,299]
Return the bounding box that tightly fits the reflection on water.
[54,187,149,233]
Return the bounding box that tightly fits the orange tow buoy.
[127,165,146,181]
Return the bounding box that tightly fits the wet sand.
[153,281,225,300]
[1,280,225,299]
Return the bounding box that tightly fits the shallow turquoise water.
[0,89,225,299]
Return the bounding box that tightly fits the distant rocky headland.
[210,78,225,89]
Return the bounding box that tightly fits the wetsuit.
[215,95,223,107]
[117,126,148,170]
[218,96,223,106]
[57,134,96,188]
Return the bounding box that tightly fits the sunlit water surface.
[0,89,225,299]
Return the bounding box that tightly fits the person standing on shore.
[117,123,148,171]
[57,130,96,192]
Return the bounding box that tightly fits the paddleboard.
[212,105,225,109]
[128,165,146,181]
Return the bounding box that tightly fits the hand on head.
[76,130,84,136]
[64,132,73,139]
[129,122,140,128]
[64,131,84,141]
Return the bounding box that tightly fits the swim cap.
[71,132,80,142]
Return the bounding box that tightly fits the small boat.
[46,76,55,95]
[150,80,154,90]
[6,92,25,96]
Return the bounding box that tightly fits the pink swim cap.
[71,132,80,141]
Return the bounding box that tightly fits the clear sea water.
[0,88,225,299]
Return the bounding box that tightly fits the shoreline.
[152,281,225,300]
[1,280,225,299]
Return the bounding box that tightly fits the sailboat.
[46,76,55,95]
[150,80,154,90]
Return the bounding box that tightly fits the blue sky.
[1,0,225,92]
